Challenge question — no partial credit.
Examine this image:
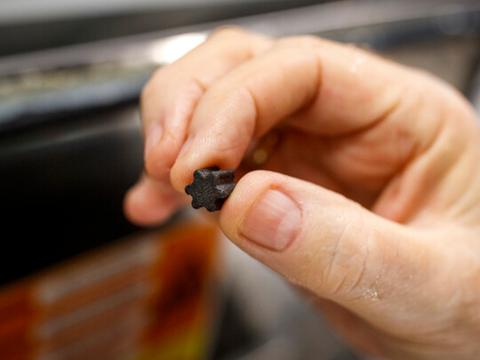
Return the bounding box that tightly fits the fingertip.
[170,136,252,195]
[123,181,179,227]
[144,128,182,181]
[169,137,211,193]
[170,156,195,193]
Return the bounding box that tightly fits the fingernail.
[145,122,163,155]
[240,189,301,251]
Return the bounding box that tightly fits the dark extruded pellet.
[185,167,236,212]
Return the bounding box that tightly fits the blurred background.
[0,1,479,359]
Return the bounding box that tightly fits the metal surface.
[0,107,144,284]
[0,0,321,56]
[1,0,479,74]
[0,0,307,23]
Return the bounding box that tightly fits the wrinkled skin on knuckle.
[261,43,321,113]
[401,81,480,223]
[318,209,375,299]
[410,70,476,153]
[208,124,252,161]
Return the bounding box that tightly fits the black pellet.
[185,167,235,212]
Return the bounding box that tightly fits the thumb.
[219,171,450,329]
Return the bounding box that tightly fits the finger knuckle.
[321,210,375,298]
[141,67,166,103]
[140,84,160,124]
[271,38,320,85]
[209,26,249,41]
[144,148,164,180]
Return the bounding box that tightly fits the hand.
[124,28,480,359]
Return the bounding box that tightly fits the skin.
[124,28,480,359]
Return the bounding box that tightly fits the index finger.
[142,28,271,180]
[170,37,417,191]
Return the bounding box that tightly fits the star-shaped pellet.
[185,167,236,212]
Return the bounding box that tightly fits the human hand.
[124,28,480,359]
